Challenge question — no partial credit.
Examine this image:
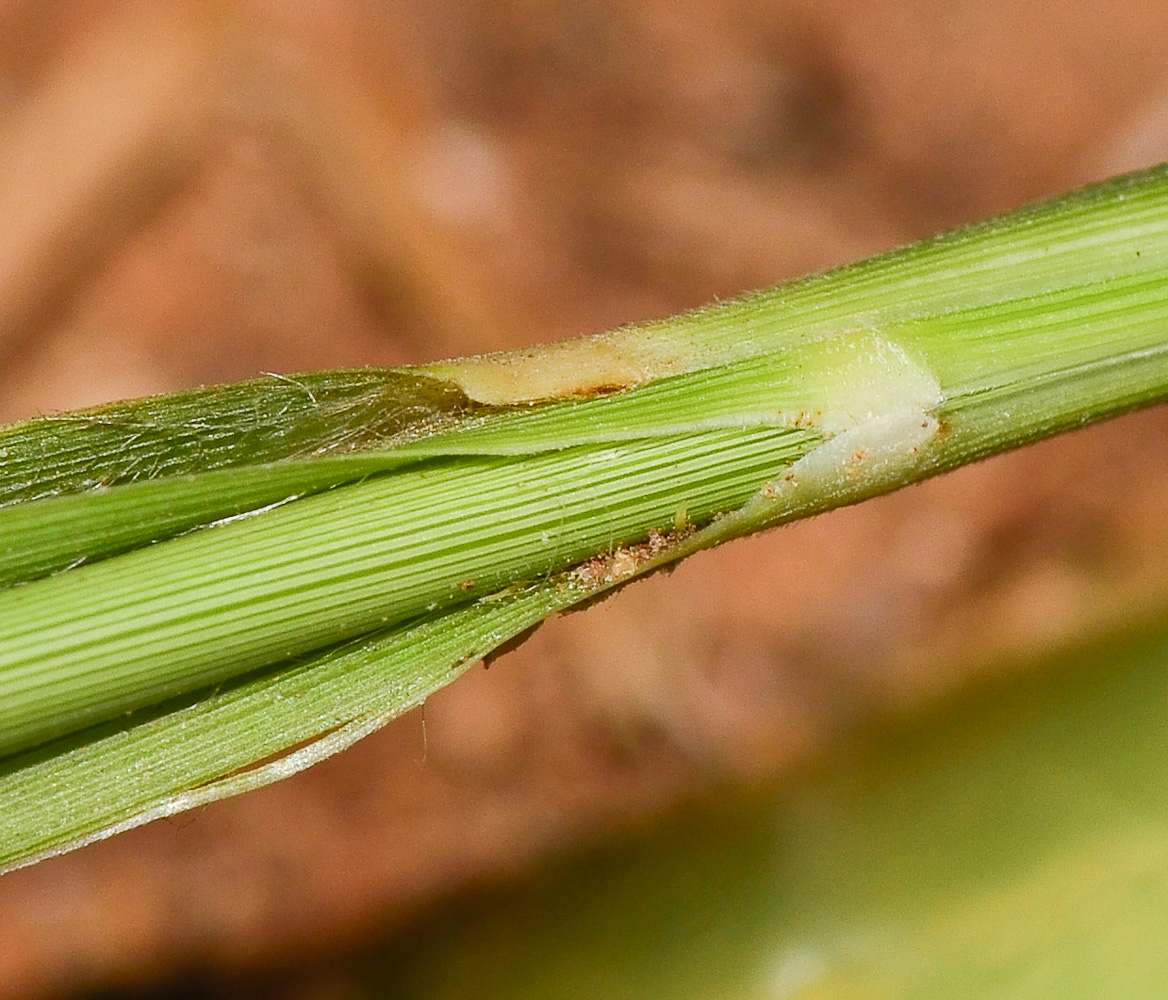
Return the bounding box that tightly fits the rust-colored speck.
[846,447,870,476]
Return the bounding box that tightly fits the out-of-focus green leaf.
[375,617,1168,999]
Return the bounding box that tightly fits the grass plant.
[3,164,1168,871]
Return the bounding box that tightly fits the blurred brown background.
[4,1,1168,996]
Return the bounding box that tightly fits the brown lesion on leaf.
[567,524,697,592]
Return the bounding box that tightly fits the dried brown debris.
[567,525,696,591]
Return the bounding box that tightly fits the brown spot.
[574,383,627,398]
[567,525,696,592]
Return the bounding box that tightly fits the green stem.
[2,164,1168,804]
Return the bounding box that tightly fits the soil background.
[4,1,1168,997]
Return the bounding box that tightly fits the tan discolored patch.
[415,326,698,404]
